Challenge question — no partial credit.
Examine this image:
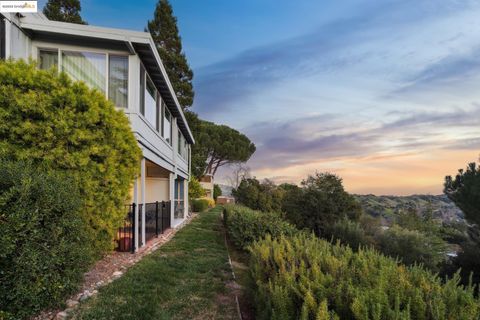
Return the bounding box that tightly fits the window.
[177,130,188,159]
[62,51,106,93]
[0,18,6,59]
[163,106,172,144]
[144,75,157,128]
[38,49,58,70]
[139,65,145,115]
[108,55,128,108]
[178,129,182,154]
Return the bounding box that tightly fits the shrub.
[283,173,363,236]
[192,198,210,212]
[223,205,298,249]
[0,161,92,319]
[324,218,376,250]
[232,178,285,212]
[213,184,222,200]
[377,225,447,271]
[0,60,141,255]
[250,234,480,320]
[188,176,205,199]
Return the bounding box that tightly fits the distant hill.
[355,194,464,224]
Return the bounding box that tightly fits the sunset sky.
[39,0,480,195]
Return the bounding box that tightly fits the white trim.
[141,157,146,246]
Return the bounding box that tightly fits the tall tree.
[43,0,86,24]
[445,161,480,226]
[185,111,256,178]
[147,0,194,109]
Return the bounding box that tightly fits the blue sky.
[38,0,480,195]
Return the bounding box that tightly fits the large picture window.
[62,51,106,93]
[108,55,128,108]
[38,49,58,70]
[144,75,157,128]
[37,48,128,108]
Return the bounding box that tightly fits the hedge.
[0,60,142,255]
[250,233,480,320]
[223,205,298,249]
[192,198,210,212]
[0,161,92,319]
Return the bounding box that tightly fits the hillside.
[355,194,464,224]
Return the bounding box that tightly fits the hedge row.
[0,161,92,319]
[191,198,210,212]
[223,205,298,249]
[250,233,480,320]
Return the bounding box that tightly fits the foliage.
[232,178,285,212]
[284,173,363,236]
[0,161,92,319]
[0,60,141,255]
[249,233,480,320]
[324,218,376,250]
[445,161,480,226]
[191,198,210,212]
[188,176,205,199]
[213,184,222,200]
[223,205,298,250]
[377,225,447,271]
[43,0,86,24]
[147,0,194,109]
[184,111,255,178]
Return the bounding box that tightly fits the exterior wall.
[4,14,31,60]
[145,178,169,202]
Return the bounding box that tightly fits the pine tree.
[43,0,86,24]
[147,0,194,109]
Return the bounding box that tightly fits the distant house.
[1,13,194,252]
[199,174,214,199]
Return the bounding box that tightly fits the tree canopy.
[43,0,86,24]
[445,161,480,226]
[185,111,256,178]
[147,0,194,109]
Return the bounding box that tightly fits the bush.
[0,161,92,319]
[223,205,298,249]
[283,173,363,236]
[192,198,210,212]
[232,178,285,212]
[250,233,480,320]
[324,218,375,250]
[378,225,447,271]
[188,177,205,199]
[213,184,222,200]
[0,60,141,255]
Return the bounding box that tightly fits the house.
[1,13,194,252]
[199,174,214,199]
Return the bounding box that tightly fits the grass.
[71,207,238,320]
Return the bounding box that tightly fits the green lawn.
[71,207,238,320]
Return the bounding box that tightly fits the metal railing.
[115,201,171,253]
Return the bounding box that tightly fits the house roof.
[18,13,195,144]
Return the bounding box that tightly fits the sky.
[38,0,480,195]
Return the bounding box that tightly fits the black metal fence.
[115,201,171,253]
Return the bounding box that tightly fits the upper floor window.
[144,74,158,129]
[108,55,128,109]
[38,48,128,108]
[163,106,172,145]
[62,51,106,93]
[177,130,188,159]
[39,49,58,70]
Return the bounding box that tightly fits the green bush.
[188,176,205,199]
[213,183,222,200]
[378,225,447,271]
[192,198,209,212]
[0,161,92,319]
[324,218,376,250]
[0,60,141,255]
[223,205,298,249]
[250,233,480,320]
